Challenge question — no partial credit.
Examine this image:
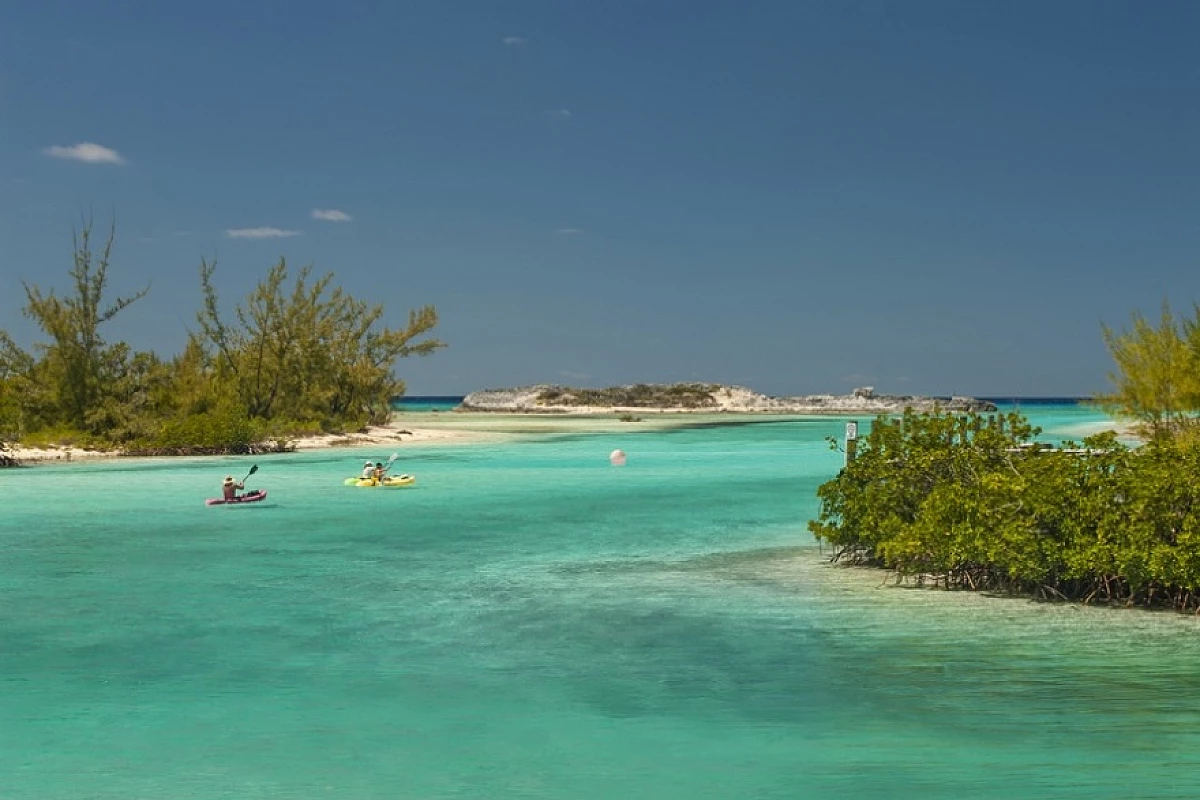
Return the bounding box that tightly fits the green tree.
[0,331,35,443]
[20,220,149,433]
[1099,302,1200,439]
[808,407,1200,611]
[196,258,444,429]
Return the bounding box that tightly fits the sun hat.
[223,475,234,484]
[365,460,374,467]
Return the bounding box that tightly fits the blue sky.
[2,1,1199,397]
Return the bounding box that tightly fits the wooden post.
[845,421,858,466]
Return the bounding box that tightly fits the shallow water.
[4,406,1197,798]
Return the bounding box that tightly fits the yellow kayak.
[343,475,416,488]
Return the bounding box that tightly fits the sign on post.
[844,421,859,466]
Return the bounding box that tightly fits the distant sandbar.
[459,383,997,415]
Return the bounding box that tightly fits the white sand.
[2,417,513,463]
[2,443,122,463]
[2,410,747,464]
[287,422,509,450]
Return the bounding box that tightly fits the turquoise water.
[5,405,1200,798]
[391,396,464,413]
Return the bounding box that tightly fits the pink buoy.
[609,449,627,467]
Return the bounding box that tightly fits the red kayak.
[206,489,268,506]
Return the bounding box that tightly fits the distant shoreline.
[0,394,1105,466]
[458,383,998,415]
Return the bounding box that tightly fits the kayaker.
[361,460,376,482]
[222,475,244,501]
[373,462,386,484]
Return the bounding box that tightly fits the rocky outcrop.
[0,443,19,468]
[459,384,996,414]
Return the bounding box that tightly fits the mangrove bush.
[809,409,1200,612]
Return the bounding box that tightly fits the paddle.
[378,452,400,479]
[241,464,258,493]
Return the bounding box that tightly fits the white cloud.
[555,228,583,235]
[225,227,302,239]
[546,108,572,118]
[311,208,353,222]
[42,142,126,165]
[502,36,527,46]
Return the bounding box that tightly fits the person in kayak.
[361,460,376,482]
[222,475,244,501]
[373,462,386,484]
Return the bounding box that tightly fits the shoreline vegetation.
[1,393,985,465]
[1,420,500,464]
[2,380,1001,465]
[0,220,445,466]
[804,302,1200,615]
[809,408,1200,613]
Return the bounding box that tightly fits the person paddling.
[222,475,244,501]
[361,460,376,483]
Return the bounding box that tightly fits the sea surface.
[390,396,466,413]
[4,401,1199,798]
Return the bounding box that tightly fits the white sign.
[845,421,858,441]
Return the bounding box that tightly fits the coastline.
[2,444,121,464]
[1,413,580,465]
[3,405,1136,465]
[0,410,816,465]
[1,421,503,464]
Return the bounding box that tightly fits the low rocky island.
[459,383,997,415]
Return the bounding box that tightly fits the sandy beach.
[1,411,685,464]
[1,420,498,464]
[2,442,120,464]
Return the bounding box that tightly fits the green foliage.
[809,409,1200,611]
[196,258,445,429]
[133,404,265,455]
[20,220,149,433]
[0,224,445,454]
[538,382,722,408]
[0,331,35,442]
[1099,302,1200,439]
